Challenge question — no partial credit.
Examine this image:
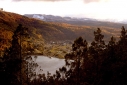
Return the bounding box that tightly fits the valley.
[0,10,125,58]
[1,0,127,84]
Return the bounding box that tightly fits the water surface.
[34,56,65,75]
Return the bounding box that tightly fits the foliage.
[43,43,71,58]
[0,28,13,57]
[62,26,127,85]
[29,26,127,85]
[1,10,127,84]
[0,24,40,85]
[0,11,122,58]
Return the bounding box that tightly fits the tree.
[45,27,127,85]
[2,26,127,85]
[1,24,24,85]
[0,24,39,85]
[64,36,88,85]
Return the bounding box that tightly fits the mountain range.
[24,14,127,29]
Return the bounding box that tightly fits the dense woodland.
[1,23,127,85]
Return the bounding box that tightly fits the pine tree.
[64,36,88,85]
[0,24,35,85]
[2,24,23,85]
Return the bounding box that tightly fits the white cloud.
[0,0,127,21]
[84,0,100,3]
[12,0,70,2]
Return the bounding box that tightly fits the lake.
[33,56,66,75]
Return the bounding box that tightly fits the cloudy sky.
[0,0,127,21]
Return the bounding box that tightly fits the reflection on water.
[33,56,65,75]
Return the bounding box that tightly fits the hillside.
[24,14,127,29]
[0,11,122,54]
[0,11,121,41]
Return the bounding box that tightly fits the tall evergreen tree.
[64,36,88,85]
[1,24,23,85]
[1,24,43,85]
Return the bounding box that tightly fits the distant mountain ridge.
[24,14,97,22]
[24,14,127,29]
[0,11,123,45]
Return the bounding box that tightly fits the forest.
[1,23,127,85]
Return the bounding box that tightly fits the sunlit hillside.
[0,10,122,53]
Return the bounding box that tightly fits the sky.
[0,0,127,21]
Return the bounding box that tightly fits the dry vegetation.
[43,43,72,58]
[0,10,123,57]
